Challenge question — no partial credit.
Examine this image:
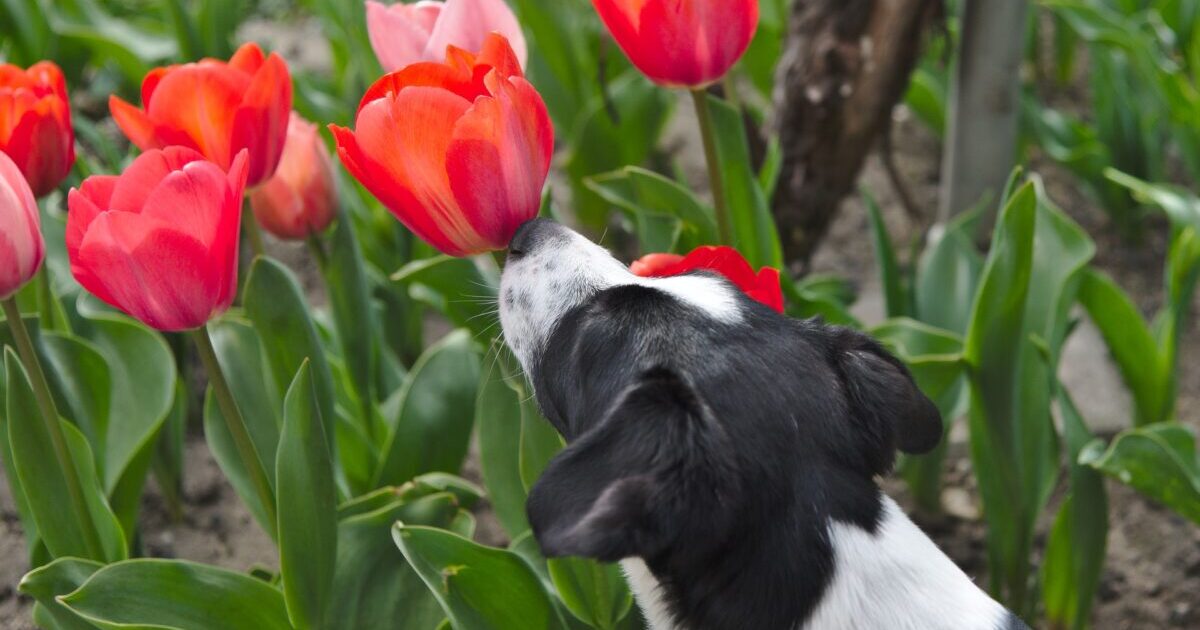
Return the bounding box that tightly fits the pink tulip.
[0,150,43,300]
[249,112,337,240]
[366,0,527,72]
[66,147,248,331]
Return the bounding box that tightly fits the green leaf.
[519,396,565,494]
[707,94,783,269]
[81,316,175,504]
[1081,424,1200,524]
[59,559,292,630]
[325,217,378,426]
[327,492,458,630]
[19,558,103,630]
[477,352,533,538]
[1078,268,1169,425]
[203,319,281,536]
[563,73,674,228]
[391,256,498,341]
[37,333,110,460]
[375,330,481,486]
[244,257,338,449]
[1105,168,1200,231]
[5,349,126,563]
[904,67,947,137]
[915,212,984,333]
[393,524,568,630]
[585,166,719,252]
[547,557,633,629]
[863,189,911,318]
[277,362,337,630]
[963,184,1038,605]
[1042,388,1107,630]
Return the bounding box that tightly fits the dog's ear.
[832,329,943,474]
[526,367,733,562]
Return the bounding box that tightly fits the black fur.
[523,281,944,629]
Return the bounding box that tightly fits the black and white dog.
[498,219,1030,630]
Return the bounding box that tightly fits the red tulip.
[66,147,248,331]
[0,61,75,197]
[631,245,783,312]
[592,0,759,88]
[109,43,291,187]
[366,0,527,72]
[0,151,44,300]
[249,112,337,240]
[331,33,553,256]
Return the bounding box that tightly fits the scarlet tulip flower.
[366,0,527,72]
[249,112,337,240]
[331,33,553,256]
[66,147,248,331]
[0,151,44,300]
[109,43,291,187]
[631,245,783,312]
[592,0,759,88]
[0,61,74,197]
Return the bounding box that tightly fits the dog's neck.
[622,495,1012,630]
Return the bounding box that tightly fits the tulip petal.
[108,95,162,151]
[77,212,220,331]
[4,98,73,196]
[65,177,117,263]
[108,146,208,214]
[138,159,233,247]
[144,64,249,168]
[446,75,551,249]
[366,0,439,72]
[0,152,41,297]
[232,53,292,185]
[228,42,266,76]
[425,0,527,69]
[358,48,487,112]
[341,87,480,255]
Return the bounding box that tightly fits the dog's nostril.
[509,218,555,260]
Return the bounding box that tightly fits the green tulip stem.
[242,203,266,258]
[36,268,61,332]
[1,297,105,561]
[306,232,329,271]
[491,249,506,271]
[190,326,277,533]
[691,89,733,245]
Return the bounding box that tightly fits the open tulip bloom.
[592,0,760,88]
[332,33,553,257]
[0,61,75,198]
[109,43,292,187]
[0,150,44,300]
[366,0,527,73]
[631,245,784,312]
[66,147,248,332]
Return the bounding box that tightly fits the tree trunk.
[771,0,939,268]
[938,1,1027,224]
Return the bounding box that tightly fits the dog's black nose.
[508,218,560,260]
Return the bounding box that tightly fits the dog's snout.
[508,218,562,259]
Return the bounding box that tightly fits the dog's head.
[498,219,942,563]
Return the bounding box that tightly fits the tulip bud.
[66,147,249,331]
[332,33,553,256]
[0,61,75,198]
[631,245,784,312]
[592,0,760,88]
[366,0,527,72]
[249,112,337,240]
[109,43,292,187]
[0,151,44,300]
